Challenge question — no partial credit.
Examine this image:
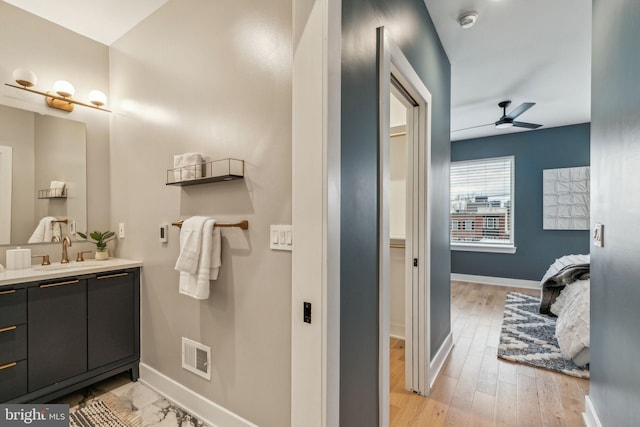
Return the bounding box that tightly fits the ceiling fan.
[453,100,543,133]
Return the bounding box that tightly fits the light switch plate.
[270,225,293,251]
[593,223,603,247]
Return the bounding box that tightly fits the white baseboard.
[451,273,539,290]
[390,322,405,340]
[139,363,257,427]
[583,395,603,427]
[429,332,453,389]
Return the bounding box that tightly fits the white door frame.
[0,145,12,245]
[378,27,433,425]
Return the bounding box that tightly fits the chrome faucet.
[61,236,72,264]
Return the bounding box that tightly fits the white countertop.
[0,258,142,287]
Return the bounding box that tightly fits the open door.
[378,27,433,426]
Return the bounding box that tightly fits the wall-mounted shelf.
[37,188,67,199]
[166,158,244,186]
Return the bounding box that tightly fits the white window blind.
[450,156,514,248]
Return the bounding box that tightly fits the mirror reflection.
[0,105,87,245]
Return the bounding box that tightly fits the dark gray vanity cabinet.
[0,266,140,403]
[88,271,137,369]
[0,288,27,401]
[28,278,88,392]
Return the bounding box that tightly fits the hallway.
[390,281,588,426]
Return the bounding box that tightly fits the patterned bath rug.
[69,396,141,427]
[498,292,589,379]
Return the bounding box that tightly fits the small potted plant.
[77,230,116,260]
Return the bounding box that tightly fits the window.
[483,217,499,230]
[450,156,515,253]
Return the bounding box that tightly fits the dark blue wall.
[451,124,591,281]
[590,1,640,425]
[341,0,451,425]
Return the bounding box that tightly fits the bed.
[539,254,591,367]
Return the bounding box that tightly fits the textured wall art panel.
[543,166,590,230]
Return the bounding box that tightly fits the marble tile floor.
[53,372,208,426]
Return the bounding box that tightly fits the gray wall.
[109,1,292,425]
[341,0,451,424]
[590,1,640,425]
[451,124,591,280]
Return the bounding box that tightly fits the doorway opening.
[378,27,433,426]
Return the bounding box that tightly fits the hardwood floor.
[390,281,589,427]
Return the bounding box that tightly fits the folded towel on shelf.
[176,218,221,300]
[173,155,184,182]
[28,216,57,243]
[50,180,66,197]
[181,152,203,180]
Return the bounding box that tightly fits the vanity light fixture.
[4,68,111,113]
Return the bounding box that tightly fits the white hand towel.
[175,216,209,274]
[210,226,221,280]
[28,216,56,243]
[179,219,220,300]
[43,217,57,243]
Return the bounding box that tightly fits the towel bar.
[172,219,249,230]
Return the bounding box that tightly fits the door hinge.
[413,258,418,267]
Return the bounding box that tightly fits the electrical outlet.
[118,223,125,239]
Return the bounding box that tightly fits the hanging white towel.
[175,216,208,274]
[28,216,57,243]
[178,219,221,300]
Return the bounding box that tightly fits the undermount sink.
[34,261,104,271]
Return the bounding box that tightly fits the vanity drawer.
[0,289,26,328]
[0,359,27,402]
[0,324,27,366]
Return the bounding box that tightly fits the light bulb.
[13,68,37,87]
[53,80,75,98]
[495,122,513,129]
[89,90,107,107]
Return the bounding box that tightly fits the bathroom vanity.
[0,258,141,403]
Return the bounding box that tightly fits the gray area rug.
[498,292,589,379]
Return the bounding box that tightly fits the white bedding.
[551,279,590,366]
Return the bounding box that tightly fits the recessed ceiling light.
[458,12,478,29]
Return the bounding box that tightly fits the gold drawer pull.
[0,362,17,371]
[0,290,16,295]
[0,326,17,333]
[97,272,128,280]
[40,279,80,289]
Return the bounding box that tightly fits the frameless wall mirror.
[0,104,87,246]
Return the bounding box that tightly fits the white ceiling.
[5,0,591,141]
[3,0,168,45]
[425,0,592,141]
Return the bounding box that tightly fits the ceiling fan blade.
[506,102,536,120]
[451,123,493,133]
[512,121,542,129]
